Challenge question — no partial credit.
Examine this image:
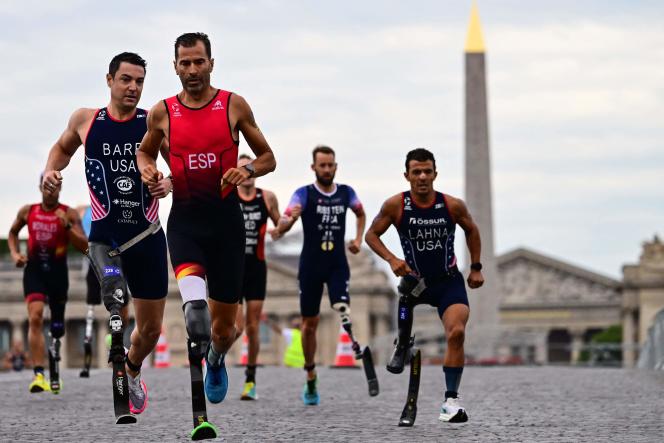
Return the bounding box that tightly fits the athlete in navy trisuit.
[42,52,172,414]
[365,148,485,423]
[8,177,87,394]
[137,32,276,414]
[232,153,282,401]
[273,145,366,405]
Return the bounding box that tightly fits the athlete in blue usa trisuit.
[274,145,366,405]
[365,148,485,423]
[42,52,172,415]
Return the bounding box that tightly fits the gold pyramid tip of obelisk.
[465,1,485,53]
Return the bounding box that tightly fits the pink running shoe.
[128,376,148,414]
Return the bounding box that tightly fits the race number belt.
[108,222,161,257]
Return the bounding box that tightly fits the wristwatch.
[470,262,483,271]
[242,163,256,178]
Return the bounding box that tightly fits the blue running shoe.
[204,344,228,404]
[301,377,320,406]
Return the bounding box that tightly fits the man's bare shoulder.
[147,101,168,127]
[384,193,403,210]
[70,108,97,130]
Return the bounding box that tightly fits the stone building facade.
[622,236,664,368]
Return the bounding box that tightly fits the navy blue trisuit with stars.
[395,191,468,317]
[84,107,168,300]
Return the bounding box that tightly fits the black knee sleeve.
[183,300,211,342]
[88,242,129,311]
[397,276,418,345]
[49,301,66,339]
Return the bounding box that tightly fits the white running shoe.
[439,397,469,423]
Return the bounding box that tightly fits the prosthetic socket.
[396,275,424,347]
[87,242,128,312]
[183,300,211,343]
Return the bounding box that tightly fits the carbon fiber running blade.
[362,347,379,396]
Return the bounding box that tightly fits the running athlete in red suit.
[8,177,87,393]
[137,33,276,406]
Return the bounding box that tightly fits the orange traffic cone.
[332,326,359,368]
[239,334,249,366]
[154,327,171,368]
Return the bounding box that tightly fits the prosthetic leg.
[333,303,379,397]
[80,305,94,378]
[46,298,65,394]
[390,276,423,427]
[183,300,218,441]
[88,242,136,424]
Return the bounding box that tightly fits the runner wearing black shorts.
[233,154,281,400]
[137,32,276,409]
[8,178,87,394]
[42,52,173,413]
[365,148,486,423]
[274,145,366,405]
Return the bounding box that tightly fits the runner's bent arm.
[348,205,366,254]
[223,94,276,187]
[43,109,93,193]
[8,205,29,267]
[137,102,168,188]
[448,195,484,289]
[365,195,412,276]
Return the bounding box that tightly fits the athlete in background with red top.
[8,176,87,394]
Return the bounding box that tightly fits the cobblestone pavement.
[1,365,663,442]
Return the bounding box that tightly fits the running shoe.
[204,344,228,404]
[439,396,469,423]
[241,381,258,400]
[128,373,148,414]
[28,373,51,393]
[301,376,320,406]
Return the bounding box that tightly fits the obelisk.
[464,2,500,359]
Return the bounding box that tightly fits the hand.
[141,165,162,187]
[268,228,282,241]
[467,270,484,289]
[42,170,62,195]
[221,167,250,190]
[149,176,172,199]
[388,257,412,277]
[12,252,27,268]
[54,208,70,229]
[289,204,302,219]
[347,239,361,254]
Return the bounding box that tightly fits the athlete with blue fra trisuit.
[274,145,378,404]
[365,148,485,425]
[42,52,172,423]
[137,32,276,439]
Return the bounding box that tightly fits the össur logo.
[103,266,121,276]
[114,176,134,195]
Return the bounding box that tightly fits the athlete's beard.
[315,171,335,187]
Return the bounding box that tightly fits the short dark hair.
[108,52,146,78]
[238,153,252,161]
[312,145,335,162]
[405,148,436,172]
[175,32,212,59]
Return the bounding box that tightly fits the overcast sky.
[0,0,662,278]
